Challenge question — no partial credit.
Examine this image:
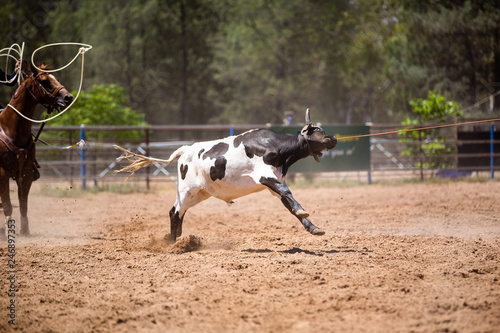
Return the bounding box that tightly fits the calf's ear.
[300,123,312,135]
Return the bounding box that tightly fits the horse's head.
[28,62,74,112]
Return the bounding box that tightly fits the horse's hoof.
[296,209,309,218]
[310,227,325,236]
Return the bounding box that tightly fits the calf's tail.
[114,145,185,180]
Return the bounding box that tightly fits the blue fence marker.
[491,124,495,179]
[80,124,86,189]
[230,126,235,136]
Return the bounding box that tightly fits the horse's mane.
[12,62,55,97]
[36,62,53,72]
[30,62,53,72]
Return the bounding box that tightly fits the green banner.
[271,125,371,172]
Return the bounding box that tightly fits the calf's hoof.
[170,234,177,244]
[295,209,309,218]
[310,227,325,236]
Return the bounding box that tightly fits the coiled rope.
[6,42,92,123]
[0,42,24,85]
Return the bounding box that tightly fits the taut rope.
[338,90,500,141]
[338,117,500,141]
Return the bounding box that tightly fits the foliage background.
[399,90,462,173]
[0,0,499,127]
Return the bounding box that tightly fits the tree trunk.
[180,0,188,128]
[464,33,477,106]
[493,27,500,110]
[418,130,424,182]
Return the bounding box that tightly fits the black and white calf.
[115,109,337,242]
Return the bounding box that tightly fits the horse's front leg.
[0,173,12,238]
[17,173,33,236]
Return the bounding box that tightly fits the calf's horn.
[305,108,311,124]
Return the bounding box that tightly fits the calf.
[115,109,337,242]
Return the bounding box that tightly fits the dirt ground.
[0,180,499,332]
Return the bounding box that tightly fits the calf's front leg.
[259,176,324,235]
[259,177,308,217]
[297,217,325,235]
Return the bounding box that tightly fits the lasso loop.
[31,42,92,73]
[7,42,92,123]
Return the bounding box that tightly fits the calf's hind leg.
[169,206,185,243]
[169,188,211,243]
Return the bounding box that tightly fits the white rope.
[6,42,92,123]
[0,42,24,85]
[64,139,86,149]
[31,42,92,73]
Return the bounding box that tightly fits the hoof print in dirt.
[148,234,202,253]
[169,235,202,254]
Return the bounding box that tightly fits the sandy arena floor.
[0,180,499,332]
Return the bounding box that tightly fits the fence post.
[491,124,495,179]
[69,130,74,187]
[145,128,150,190]
[80,124,86,189]
[230,126,235,136]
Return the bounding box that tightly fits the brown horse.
[0,63,73,236]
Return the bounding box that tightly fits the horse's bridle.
[25,72,66,112]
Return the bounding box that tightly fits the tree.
[399,90,461,180]
[212,0,353,124]
[48,84,146,141]
[394,0,500,117]
[2,0,499,129]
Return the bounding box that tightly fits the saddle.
[0,129,40,182]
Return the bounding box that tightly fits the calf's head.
[300,108,337,162]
